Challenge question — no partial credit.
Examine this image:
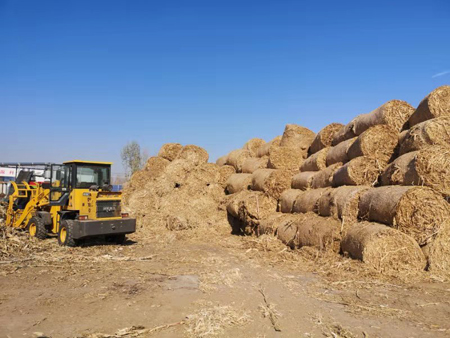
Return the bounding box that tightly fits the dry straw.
[241,156,269,174]
[243,138,266,157]
[326,137,357,166]
[279,124,316,151]
[291,171,315,190]
[341,222,426,273]
[399,116,450,155]
[251,169,292,200]
[267,146,305,170]
[256,136,282,157]
[347,125,398,163]
[292,187,331,214]
[300,147,329,172]
[309,123,344,154]
[381,145,450,197]
[157,143,183,161]
[407,85,450,127]
[226,149,253,172]
[310,163,342,189]
[332,157,382,186]
[358,186,450,245]
[279,189,304,213]
[225,173,252,194]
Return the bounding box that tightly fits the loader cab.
[48,161,112,207]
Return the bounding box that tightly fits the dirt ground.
[1,222,450,338]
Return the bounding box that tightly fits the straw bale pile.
[243,138,266,157]
[310,163,342,189]
[326,137,357,166]
[226,174,252,194]
[158,143,183,161]
[309,123,344,154]
[332,157,382,186]
[300,147,329,172]
[251,169,291,200]
[291,171,315,190]
[242,157,269,174]
[256,136,282,157]
[226,149,252,173]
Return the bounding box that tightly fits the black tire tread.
[58,219,78,247]
[28,216,47,240]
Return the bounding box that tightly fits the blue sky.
[1,0,449,176]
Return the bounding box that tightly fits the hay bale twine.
[380,146,450,197]
[242,156,269,174]
[267,146,305,170]
[292,187,331,214]
[158,143,183,161]
[300,147,329,172]
[243,138,266,157]
[347,125,398,163]
[226,173,252,194]
[309,123,344,154]
[407,85,450,127]
[422,221,450,277]
[358,186,450,245]
[251,169,291,200]
[279,124,316,150]
[144,157,170,178]
[218,165,236,188]
[226,149,253,172]
[399,116,450,155]
[341,222,426,272]
[352,100,415,135]
[177,145,209,165]
[280,189,304,213]
[332,157,382,186]
[295,213,342,252]
[310,163,342,189]
[291,171,315,190]
[332,120,357,146]
[256,136,282,157]
[326,137,357,166]
[317,186,370,225]
[216,155,228,166]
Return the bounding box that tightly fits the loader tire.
[27,217,47,240]
[58,220,78,247]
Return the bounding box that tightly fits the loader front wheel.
[27,217,47,240]
[58,220,78,247]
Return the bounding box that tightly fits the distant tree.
[121,141,143,179]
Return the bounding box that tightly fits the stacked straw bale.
[309,123,344,154]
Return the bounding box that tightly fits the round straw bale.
[381,146,450,197]
[347,125,398,163]
[276,214,304,249]
[352,100,415,135]
[326,137,357,166]
[280,189,304,213]
[292,188,331,214]
[301,147,329,172]
[177,145,209,165]
[422,220,450,277]
[341,222,426,272]
[280,124,316,150]
[251,169,291,200]
[310,163,342,189]
[218,165,236,188]
[216,155,228,166]
[399,116,450,155]
[294,213,342,252]
[358,186,450,245]
[258,213,297,236]
[407,85,450,127]
[145,156,170,178]
[226,149,253,172]
[226,173,252,194]
[317,186,370,225]
[158,143,183,161]
[184,163,221,187]
[291,171,315,190]
[332,120,357,146]
[242,156,269,174]
[332,157,381,187]
[243,138,266,157]
[267,146,305,170]
[309,123,344,154]
[238,191,278,227]
[256,136,282,157]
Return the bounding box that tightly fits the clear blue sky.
[1,0,449,176]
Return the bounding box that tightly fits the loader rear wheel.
[27,217,47,240]
[58,220,78,247]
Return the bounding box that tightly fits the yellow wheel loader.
[2,161,136,246]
